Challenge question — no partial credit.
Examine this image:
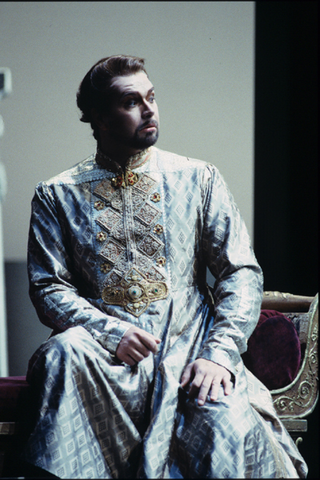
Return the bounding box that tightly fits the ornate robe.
[23,147,307,478]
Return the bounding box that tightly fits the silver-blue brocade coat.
[24,147,307,478]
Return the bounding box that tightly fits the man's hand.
[116,325,161,366]
[180,358,233,406]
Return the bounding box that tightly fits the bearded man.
[22,55,307,478]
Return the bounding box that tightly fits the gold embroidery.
[94,178,116,203]
[138,234,163,258]
[96,208,122,232]
[93,172,168,294]
[102,268,168,317]
[131,189,147,209]
[134,174,158,195]
[135,202,161,227]
[110,190,123,211]
[99,239,125,264]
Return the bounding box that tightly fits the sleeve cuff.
[197,346,241,378]
[90,319,132,355]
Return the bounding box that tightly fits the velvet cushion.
[0,376,29,421]
[242,310,301,390]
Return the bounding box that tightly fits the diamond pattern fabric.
[24,147,307,478]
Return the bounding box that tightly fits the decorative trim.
[271,294,319,418]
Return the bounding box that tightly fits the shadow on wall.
[5,261,49,376]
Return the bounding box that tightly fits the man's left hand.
[180,358,233,406]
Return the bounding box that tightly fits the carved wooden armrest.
[270,293,318,423]
[262,291,314,312]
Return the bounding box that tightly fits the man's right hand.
[115,325,161,366]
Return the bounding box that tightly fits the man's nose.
[141,100,154,118]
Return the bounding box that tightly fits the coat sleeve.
[197,165,264,376]
[28,182,131,354]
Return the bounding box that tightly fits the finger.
[117,341,145,364]
[138,332,161,353]
[132,349,146,363]
[222,376,233,396]
[188,371,206,400]
[122,353,137,366]
[134,342,152,359]
[209,380,221,402]
[126,349,145,365]
[180,364,193,388]
[197,376,212,406]
[126,333,155,358]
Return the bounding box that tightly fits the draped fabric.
[23,147,307,478]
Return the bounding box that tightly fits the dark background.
[254,1,318,477]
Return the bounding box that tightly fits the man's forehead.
[110,72,154,96]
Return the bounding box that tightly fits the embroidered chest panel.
[92,172,168,316]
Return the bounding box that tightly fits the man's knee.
[27,326,93,381]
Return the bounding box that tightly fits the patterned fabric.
[23,147,307,478]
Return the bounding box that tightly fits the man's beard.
[131,121,159,149]
[105,120,159,151]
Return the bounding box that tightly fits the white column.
[0,68,11,376]
[0,196,8,376]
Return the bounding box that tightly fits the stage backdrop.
[0,1,255,374]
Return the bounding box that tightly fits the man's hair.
[76,55,147,141]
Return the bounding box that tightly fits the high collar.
[95,147,152,172]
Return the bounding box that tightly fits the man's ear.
[91,108,109,131]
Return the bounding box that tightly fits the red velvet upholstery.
[242,310,301,390]
[0,376,29,422]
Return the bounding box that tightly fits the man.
[23,55,307,478]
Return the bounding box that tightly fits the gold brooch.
[96,231,107,242]
[111,175,126,188]
[102,267,168,317]
[100,262,112,274]
[150,192,161,202]
[156,257,166,267]
[153,224,164,235]
[94,200,105,211]
[111,170,139,188]
[127,171,139,186]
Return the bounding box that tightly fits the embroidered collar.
[95,147,152,172]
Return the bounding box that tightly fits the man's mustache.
[138,120,159,131]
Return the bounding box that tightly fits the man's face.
[100,71,160,150]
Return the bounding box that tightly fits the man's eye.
[125,98,137,107]
[149,95,156,103]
